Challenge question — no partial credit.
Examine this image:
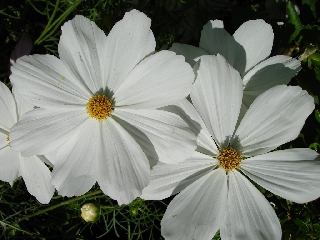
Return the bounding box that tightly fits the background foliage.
[0,0,319,239]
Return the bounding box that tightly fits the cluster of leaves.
[0,0,320,239]
[0,180,166,239]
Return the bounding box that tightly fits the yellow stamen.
[6,133,11,147]
[86,94,113,120]
[217,147,242,172]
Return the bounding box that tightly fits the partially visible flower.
[81,203,100,222]
[142,55,320,240]
[0,82,54,204]
[10,35,33,65]
[170,19,301,108]
[10,10,196,205]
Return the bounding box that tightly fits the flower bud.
[81,203,99,222]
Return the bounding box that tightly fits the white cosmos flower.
[0,82,54,204]
[141,55,320,240]
[9,10,197,205]
[170,19,301,109]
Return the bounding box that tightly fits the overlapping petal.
[0,132,8,150]
[12,87,34,117]
[199,20,245,73]
[243,55,301,107]
[10,108,88,156]
[141,151,216,200]
[97,118,150,205]
[191,55,243,148]
[103,9,156,92]
[161,168,227,240]
[220,171,281,240]
[241,149,320,203]
[113,108,197,164]
[233,19,273,75]
[11,55,91,108]
[113,51,194,109]
[0,145,20,185]
[162,99,218,156]
[0,82,17,131]
[170,43,207,66]
[233,85,314,156]
[51,120,98,197]
[20,155,55,204]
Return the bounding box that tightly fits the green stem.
[47,0,60,32]
[0,220,34,236]
[34,0,82,45]
[34,0,60,45]
[13,190,102,225]
[0,10,21,19]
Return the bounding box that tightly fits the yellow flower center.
[6,133,11,147]
[86,94,113,120]
[217,147,242,172]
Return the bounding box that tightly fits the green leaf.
[310,53,320,68]
[315,110,320,123]
[293,218,309,232]
[286,1,303,42]
[315,67,320,82]
[302,0,317,18]
[309,142,320,151]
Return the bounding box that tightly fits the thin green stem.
[34,0,82,45]
[0,220,34,236]
[34,0,60,45]
[13,190,102,225]
[47,0,61,32]
[0,10,21,19]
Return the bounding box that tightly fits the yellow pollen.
[6,133,11,147]
[86,94,113,120]
[217,147,242,172]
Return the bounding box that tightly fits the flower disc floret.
[6,133,11,147]
[217,147,242,172]
[86,94,113,120]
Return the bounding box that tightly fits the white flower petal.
[0,145,20,185]
[12,86,34,117]
[221,171,281,240]
[43,150,58,167]
[58,15,107,93]
[113,108,197,164]
[233,19,274,74]
[199,20,245,73]
[19,155,55,204]
[103,9,155,92]
[233,85,314,156]
[51,120,98,197]
[241,149,320,203]
[0,82,17,131]
[11,55,91,108]
[191,55,243,148]
[113,51,194,109]
[113,116,158,165]
[170,43,207,66]
[141,151,216,200]
[10,108,88,156]
[0,132,8,150]
[161,168,227,240]
[243,55,301,107]
[162,99,218,155]
[97,117,150,205]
